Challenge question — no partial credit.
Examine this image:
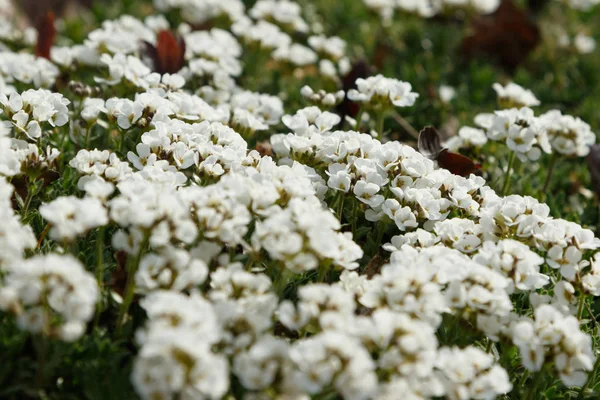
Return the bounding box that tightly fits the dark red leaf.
[34,11,56,60]
[156,30,186,74]
[461,0,540,72]
[437,149,482,177]
[142,30,186,75]
[418,126,481,177]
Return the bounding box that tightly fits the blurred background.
[3,0,600,222]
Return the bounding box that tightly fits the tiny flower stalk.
[93,227,105,326]
[116,234,149,335]
[525,372,542,400]
[34,332,50,389]
[502,150,516,196]
[376,111,385,137]
[353,108,364,131]
[20,179,41,222]
[335,191,345,222]
[577,355,600,400]
[577,292,587,321]
[540,152,559,201]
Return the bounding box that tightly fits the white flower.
[135,246,208,293]
[0,254,98,341]
[250,0,309,33]
[40,196,109,242]
[487,108,549,161]
[308,35,346,60]
[439,85,456,103]
[510,304,596,386]
[445,126,488,151]
[574,33,596,54]
[284,331,377,400]
[132,330,229,400]
[474,239,549,293]
[348,74,419,109]
[354,180,385,207]
[326,163,352,192]
[0,89,70,139]
[272,43,318,66]
[539,110,595,157]
[493,82,540,108]
[96,53,153,89]
[436,346,512,400]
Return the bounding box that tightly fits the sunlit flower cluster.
[0,1,598,399]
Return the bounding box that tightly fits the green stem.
[95,227,105,286]
[84,126,91,149]
[93,227,105,328]
[274,267,293,298]
[540,153,558,201]
[354,109,364,131]
[351,200,359,234]
[119,130,126,154]
[369,222,387,256]
[376,112,385,137]
[317,265,329,283]
[244,254,255,271]
[391,112,419,139]
[577,293,587,321]
[116,234,148,335]
[502,151,516,196]
[526,372,541,400]
[578,355,600,399]
[336,192,344,223]
[20,181,38,221]
[35,334,49,389]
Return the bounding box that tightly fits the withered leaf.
[461,0,541,72]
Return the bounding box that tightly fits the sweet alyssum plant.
[0,0,599,399]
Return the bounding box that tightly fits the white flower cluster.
[250,0,309,33]
[467,84,595,160]
[436,346,512,400]
[0,124,61,177]
[493,82,541,108]
[135,247,208,293]
[347,74,419,110]
[153,0,245,24]
[363,0,437,21]
[0,254,98,341]
[231,10,349,76]
[273,125,488,232]
[0,178,35,268]
[40,196,109,242]
[363,0,500,22]
[444,126,488,151]
[560,0,600,11]
[0,52,60,89]
[485,107,550,162]
[473,239,549,293]
[434,0,501,13]
[252,197,363,272]
[0,3,598,399]
[0,90,70,139]
[133,290,229,400]
[539,110,596,157]
[300,85,345,108]
[512,304,595,386]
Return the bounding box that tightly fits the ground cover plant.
[0,0,600,398]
